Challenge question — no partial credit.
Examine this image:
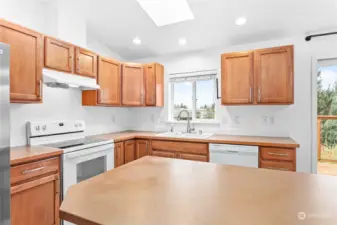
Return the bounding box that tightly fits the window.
[170,73,217,121]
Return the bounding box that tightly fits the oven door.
[62,143,114,198]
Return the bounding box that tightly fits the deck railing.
[317,115,337,162]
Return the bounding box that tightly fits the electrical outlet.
[111,115,115,123]
[270,116,275,125]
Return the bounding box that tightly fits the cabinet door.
[45,37,74,73]
[124,140,136,164]
[114,142,125,167]
[0,20,43,103]
[144,64,156,106]
[98,57,121,105]
[136,140,149,159]
[75,47,97,78]
[122,63,144,106]
[260,160,295,171]
[254,45,294,104]
[155,63,164,107]
[221,52,254,104]
[178,153,208,162]
[152,150,175,158]
[11,174,60,225]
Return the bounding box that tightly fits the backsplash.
[10,86,133,146]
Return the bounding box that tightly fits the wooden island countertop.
[60,156,335,225]
[93,130,299,148]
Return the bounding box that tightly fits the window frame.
[169,78,217,122]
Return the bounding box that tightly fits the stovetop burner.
[42,137,113,153]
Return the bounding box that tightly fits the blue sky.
[173,80,215,108]
[319,66,337,90]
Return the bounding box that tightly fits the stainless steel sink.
[156,132,214,139]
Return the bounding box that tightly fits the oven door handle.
[64,144,114,160]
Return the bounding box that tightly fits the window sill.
[165,120,220,125]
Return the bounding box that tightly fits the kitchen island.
[60,156,337,225]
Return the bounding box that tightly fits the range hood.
[43,68,100,90]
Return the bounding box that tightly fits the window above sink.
[168,70,219,123]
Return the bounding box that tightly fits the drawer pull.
[266,167,288,171]
[268,152,288,157]
[22,166,46,174]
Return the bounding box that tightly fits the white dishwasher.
[209,144,259,168]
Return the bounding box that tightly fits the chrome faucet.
[177,110,195,133]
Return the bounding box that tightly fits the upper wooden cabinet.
[144,64,156,106]
[98,57,121,105]
[221,52,254,104]
[122,63,144,106]
[0,20,43,103]
[82,56,121,106]
[254,46,294,104]
[75,47,98,78]
[221,45,294,105]
[144,63,164,107]
[44,37,74,73]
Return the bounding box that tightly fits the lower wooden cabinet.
[136,140,149,159]
[152,150,176,158]
[177,153,208,162]
[10,157,60,225]
[114,142,125,168]
[260,160,295,171]
[124,140,136,164]
[259,147,296,171]
[151,140,208,162]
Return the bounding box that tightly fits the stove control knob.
[78,123,82,127]
[35,126,40,131]
[42,125,47,131]
[75,124,78,128]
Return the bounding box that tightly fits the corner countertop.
[10,146,63,166]
[93,130,300,148]
[60,156,335,225]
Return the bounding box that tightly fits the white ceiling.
[86,0,337,60]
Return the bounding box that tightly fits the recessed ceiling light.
[179,38,187,46]
[133,36,142,45]
[137,0,195,27]
[235,17,247,26]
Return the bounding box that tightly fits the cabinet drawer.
[260,147,295,161]
[260,160,295,171]
[178,153,208,162]
[11,157,60,185]
[151,140,208,155]
[152,150,175,158]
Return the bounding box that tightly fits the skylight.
[137,0,195,27]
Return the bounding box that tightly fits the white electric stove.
[27,121,114,225]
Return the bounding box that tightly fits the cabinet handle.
[249,87,252,102]
[22,166,46,174]
[266,167,289,171]
[268,152,288,157]
[258,89,261,102]
[37,80,42,97]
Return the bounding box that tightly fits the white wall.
[0,0,48,33]
[135,35,337,173]
[1,0,132,146]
